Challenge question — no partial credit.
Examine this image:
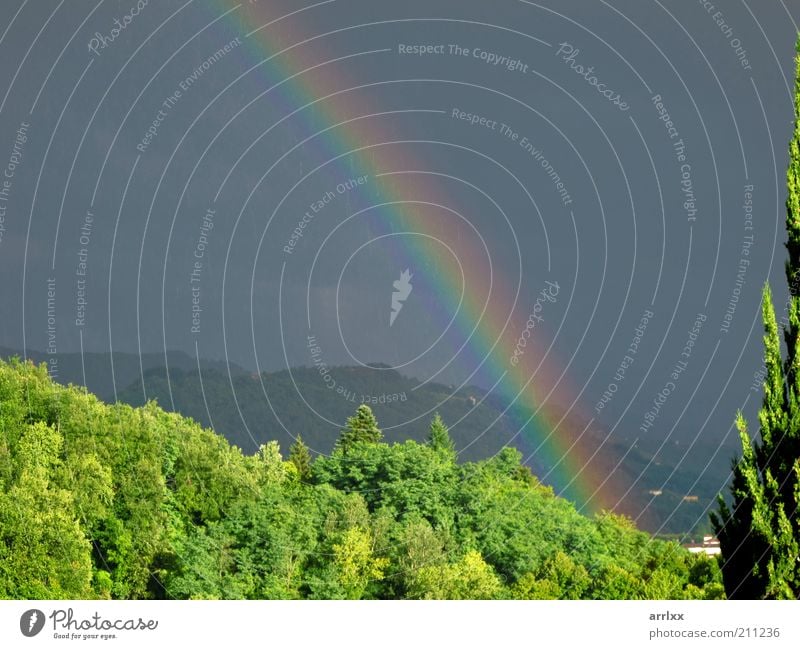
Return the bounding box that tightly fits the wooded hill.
[0,357,722,599]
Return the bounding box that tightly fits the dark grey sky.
[0,1,798,499]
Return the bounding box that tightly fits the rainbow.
[206,0,631,513]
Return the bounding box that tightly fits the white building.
[684,535,721,556]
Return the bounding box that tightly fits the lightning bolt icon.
[28,612,37,632]
[390,269,413,326]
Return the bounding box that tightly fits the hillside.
[0,348,728,536]
[0,346,246,404]
[119,363,512,457]
[0,357,723,599]
[116,361,728,535]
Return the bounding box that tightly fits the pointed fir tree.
[428,413,456,460]
[337,404,383,453]
[712,39,800,599]
[288,435,312,481]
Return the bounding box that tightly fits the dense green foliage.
[0,346,725,535]
[0,358,722,599]
[116,364,726,535]
[712,41,800,600]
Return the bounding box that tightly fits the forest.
[0,357,723,599]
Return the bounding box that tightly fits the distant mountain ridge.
[0,346,246,403]
[0,347,728,535]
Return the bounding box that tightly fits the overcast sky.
[1,0,798,476]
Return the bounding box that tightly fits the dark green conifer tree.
[337,404,382,453]
[428,413,456,460]
[712,40,800,599]
[288,435,312,481]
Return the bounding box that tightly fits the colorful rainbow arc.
[208,0,630,513]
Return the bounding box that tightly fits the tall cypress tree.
[711,410,771,597]
[782,36,800,503]
[712,39,800,599]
